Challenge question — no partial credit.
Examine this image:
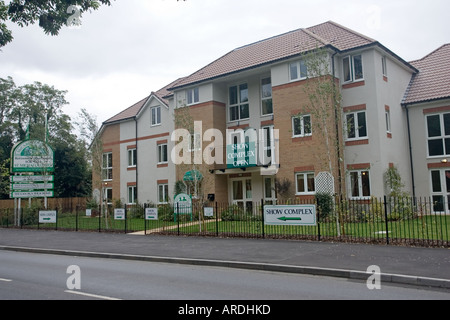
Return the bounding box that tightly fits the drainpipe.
[404,105,416,199]
[135,117,138,202]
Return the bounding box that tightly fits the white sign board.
[86,209,92,217]
[264,205,316,226]
[11,182,54,190]
[145,208,158,221]
[39,211,57,223]
[10,175,54,183]
[11,191,54,199]
[114,208,125,220]
[204,207,214,217]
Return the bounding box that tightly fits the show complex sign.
[10,139,55,199]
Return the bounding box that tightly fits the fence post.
[124,204,127,234]
[384,196,390,245]
[76,206,79,232]
[177,202,180,236]
[215,202,219,237]
[144,203,147,236]
[98,204,101,233]
[261,199,265,239]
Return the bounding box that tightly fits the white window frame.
[261,77,273,116]
[187,87,200,105]
[382,56,388,77]
[103,187,113,205]
[349,170,371,199]
[295,172,316,195]
[430,169,450,213]
[261,126,275,166]
[151,106,161,126]
[158,183,169,204]
[128,185,137,205]
[343,54,364,83]
[128,148,137,168]
[289,60,308,82]
[102,152,113,181]
[228,83,250,122]
[264,177,277,204]
[345,111,367,141]
[158,144,168,164]
[292,114,312,138]
[426,113,450,158]
[385,110,391,134]
[188,133,201,152]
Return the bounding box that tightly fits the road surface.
[0,251,448,301]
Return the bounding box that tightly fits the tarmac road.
[0,229,449,290]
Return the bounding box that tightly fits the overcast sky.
[1,0,449,127]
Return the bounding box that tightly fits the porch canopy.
[183,170,203,182]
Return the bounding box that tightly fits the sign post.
[264,205,317,226]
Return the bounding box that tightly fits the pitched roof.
[171,21,376,89]
[403,44,450,105]
[103,77,185,125]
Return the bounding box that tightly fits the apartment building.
[95,21,450,211]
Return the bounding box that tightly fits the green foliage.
[1,0,113,47]
[315,192,334,219]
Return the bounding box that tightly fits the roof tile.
[403,44,450,105]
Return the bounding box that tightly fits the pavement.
[0,228,449,290]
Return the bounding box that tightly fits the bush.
[315,193,334,219]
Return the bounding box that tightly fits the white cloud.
[0,0,449,126]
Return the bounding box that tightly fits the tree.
[0,76,92,199]
[0,0,113,48]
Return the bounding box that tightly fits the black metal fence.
[0,196,449,248]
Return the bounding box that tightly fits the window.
[151,106,161,126]
[292,115,312,137]
[426,113,450,157]
[261,77,273,115]
[343,55,363,83]
[430,169,450,212]
[189,133,201,152]
[102,152,113,180]
[128,148,137,167]
[385,110,391,133]
[290,60,308,81]
[296,172,315,195]
[229,84,249,121]
[158,144,168,164]
[346,111,367,140]
[128,186,137,204]
[261,126,274,165]
[103,188,113,205]
[349,170,371,198]
[158,184,169,204]
[382,56,388,77]
[187,87,199,105]
[264,177,277,204]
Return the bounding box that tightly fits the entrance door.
[232,179,253,213]
[430,169,450,212]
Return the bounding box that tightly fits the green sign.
[174,193,193,222]
[11,140,54,173]
[226,142,257,169]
